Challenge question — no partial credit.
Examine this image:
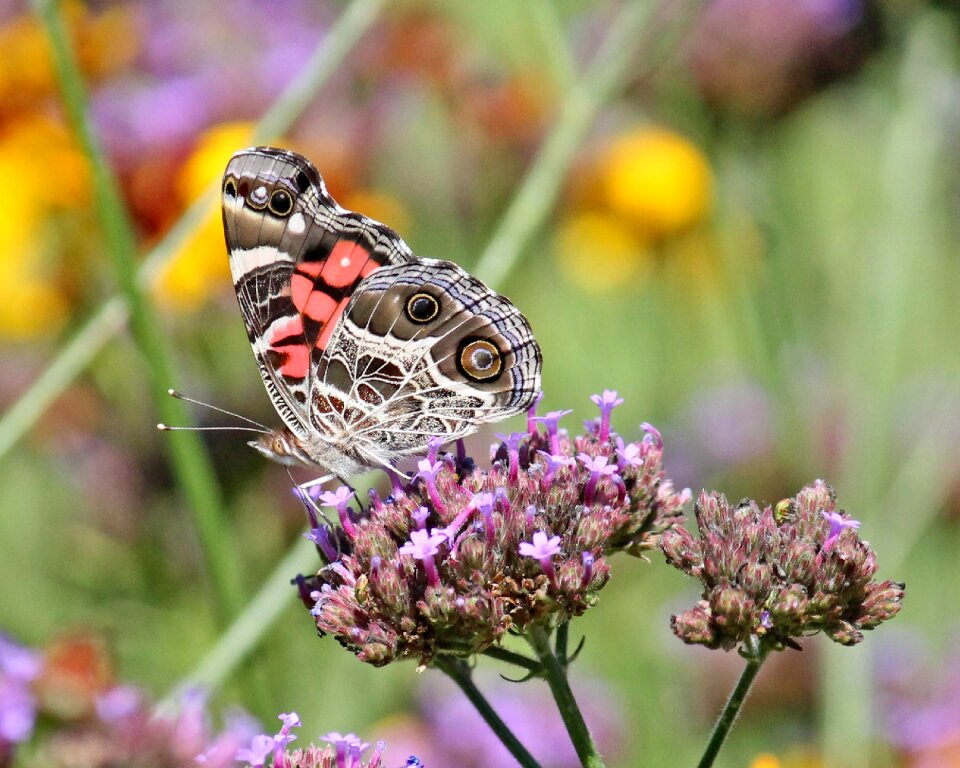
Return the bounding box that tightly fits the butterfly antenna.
[157,388,270,434]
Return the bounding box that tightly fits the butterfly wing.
[311,258,543,464]
[222,147,415,440]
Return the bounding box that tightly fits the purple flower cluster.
[234,715,394,768]
[299,392,689,667]
[661,481,905,651]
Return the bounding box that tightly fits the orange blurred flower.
[555,125,713,293]
[0,2,139,114]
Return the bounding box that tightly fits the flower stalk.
[527,627,605,768]
[696,639,772,768]
[434,655,541,768]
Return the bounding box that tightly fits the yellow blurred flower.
[554,210,653,294]
[600,127,712,238]
[341,189,411,238]
[750,748,824,768]
[157,122,262,310]
[0,114,90,339]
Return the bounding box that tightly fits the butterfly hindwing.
[311,258,542,462]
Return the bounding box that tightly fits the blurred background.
[1,0,959,766]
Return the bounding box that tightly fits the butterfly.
[221,147,542,482]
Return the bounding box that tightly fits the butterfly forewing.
[222,147,413,439]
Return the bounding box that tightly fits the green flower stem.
[527,627,605,768]
[696,641,772,768]
[481,646,542,673]
[158,534,320,714]
[0,0,385,464]
[434,656,542,768]
[33,0,245,620]
[555,620,570,665]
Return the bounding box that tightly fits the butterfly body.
[222,147,542,478]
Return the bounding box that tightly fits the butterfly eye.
[458,338,502,382]
[269,189,293,216]
[223,177,237,197]
[406,293,440,323]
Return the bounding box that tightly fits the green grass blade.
[474,0,702,288]
[32,0,246,619]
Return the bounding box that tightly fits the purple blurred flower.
[0,636,40,745]
[687,0,875,118]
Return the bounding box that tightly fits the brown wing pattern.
[222,147,414,438]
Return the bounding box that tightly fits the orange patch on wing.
[291,272,315,312]
[277,344,311,379]
[322,240,372,289]
[268,315,310,380]
[317,296,351,350]
[297,261,324,278]
[302,290,338,323]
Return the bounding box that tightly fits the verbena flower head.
[236,717,398,768]
[300,392,688,667]
[661,481,905,652]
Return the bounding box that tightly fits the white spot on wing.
[340,257,351,268]
[288,212,306,234]
[230,246,294,280]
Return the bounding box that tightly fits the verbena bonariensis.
[661,480,905,652]
[296,391,690,667]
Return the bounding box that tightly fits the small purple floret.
[519,531,563,583]
[416,457,446,513]
[581,551,595,587]
[526,391,544,434]
[305,525,339,562]
[399,529,447,586]
[578,453,619,505]
[318,487,357,538]
[591,389,624,441]
[532,409,573,454]
[822,510,860,549]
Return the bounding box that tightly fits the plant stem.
[33,0,245,621]
[434,656,542,768]
[696,641,772,768]
[158,534,320,714]
[556,620,570,665]
[527,627,605,768]
[481,646,542,673]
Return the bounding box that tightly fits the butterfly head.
[248,427,315,467]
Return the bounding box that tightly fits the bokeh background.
[1,0,959,766]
